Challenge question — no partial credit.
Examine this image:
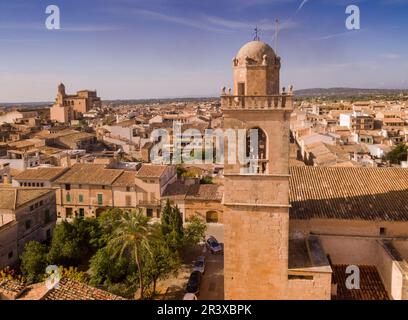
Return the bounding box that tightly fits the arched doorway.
[206,211,219,223]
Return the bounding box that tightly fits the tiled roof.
[0,189,17,210]
[112,171,135,187]
[16,189,52,207]
[58,131,95,143]
[0,279,26,299]
[14,167,68,181]
[115,120,136,127]
[8,139,42,149]
[43,129,79,139]
[332,265,389,300]
[136,164,168,178]
[186,184,223,201]
[162,181,191,199]
[163,182,223,201]
[54,164,123,185]
[41,278,126,300]
[0,188,52,210]
[38,146,66,155]
[289,167,408,221]
[383,117,405,123]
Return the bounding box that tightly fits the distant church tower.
[57,82,66,105]
[222,40,294,299]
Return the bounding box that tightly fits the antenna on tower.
[253,26,260,41]
[274,19,279,54]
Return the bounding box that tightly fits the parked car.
[206,236,222,254]
[183,293,198,300]
[193,256,206,274]
[186,271,202,295]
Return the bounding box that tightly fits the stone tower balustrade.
[221,93,294,111]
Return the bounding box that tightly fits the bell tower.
[57,82,66,105]
[222,40,294,299]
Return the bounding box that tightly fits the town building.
[50,83,101,123]
[40,129,97,152]
[12,167,69,188]
[339,112,375,131]
[52,163,176,220]
[163,181,223,223]
[0,188,56,269]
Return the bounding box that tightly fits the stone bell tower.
[222,40,294,299]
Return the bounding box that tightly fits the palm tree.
[109,210,152,299]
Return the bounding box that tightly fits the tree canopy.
[17,204,207,299]
[386,143,408,164]
[20,241,48,284]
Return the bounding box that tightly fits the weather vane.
[253,26,260,41]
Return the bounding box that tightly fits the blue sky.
[0,0,407,102]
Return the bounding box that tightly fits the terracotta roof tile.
[112,171,136,187]
[332,265,389,300]
[136,164,168,178]
[0,279,26,299]
[163,182,223,201]
[289,167,408,221]
[0,188,52,210]
[0,189,16,210]
[54,164,123,186]
[16,189,52,207]
[41,278,126,300]
[14,167,68,181]
[162,181,190,199]
[186,184,223,201]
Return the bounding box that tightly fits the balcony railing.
[221,94,294,111]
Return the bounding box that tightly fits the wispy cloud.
[233,0,297,10]
[204,16,298,32]
[127,9,298,35]
[0,22,123,33]
[313,29,365,40]
[0,38,44,43]
[296,0,309,12]
[380,53,401,59]
[381,0,408,5]
[0,22,42,30]
[60,25,124,32]
[130,9,229,33]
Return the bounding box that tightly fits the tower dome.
[232,40,281,95]
[235,40,277,66]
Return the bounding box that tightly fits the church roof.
[289,167,408,221]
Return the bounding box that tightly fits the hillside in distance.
[294,87,408,98]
